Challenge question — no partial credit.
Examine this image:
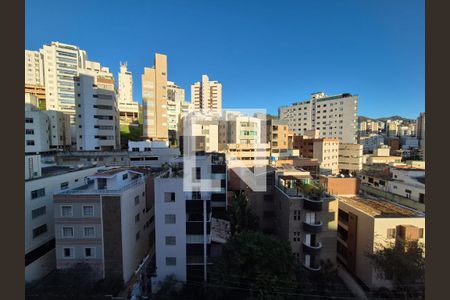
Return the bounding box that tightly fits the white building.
[153,153,228,289]
[128,141,181,168]
[359,134,385,153]
[25,108,50,154]
[191,75,222,114]
[338,143,363,173]
[75,65,120,151]
[25,165,102,283]
[40,42,87,120]
[25,50,45,86]
[179,112,220,152]
[279,92,358,143]
[117,62,139,123]
[25,155,42,180]
[53,168,153,283]
[43,110,71,150]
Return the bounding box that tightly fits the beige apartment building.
[25,50,45,86]
[294,131,340,175]
[338,143,363,174]
[178,112,219,152]
[225,143,271,168]
[191,74,222,114]
[166,81,187,145]
[266,119,294,157]
[363,145,403,165]
[337,197,425,290]
[142,53,168,141]
[117,62,139,123]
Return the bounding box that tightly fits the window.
[164,192,175,202]
[63,247,74,258]
[83,205,94,216]
[419,228,424,238]
[61,206,72,217]
[31,206,46,219]
[122,173,128,180]
[60,182,69,190]
[194,167,201,180]
[84,247,95,258]
[293,232,301,242]
[419,193,425,204]
[165,236,176,245]
[62,227,74,238]
[136,231,141,241]
[32,224,47,238]
[293,210,301,221]
[166,257,176,266]
[26,140,35,146]
[25,129,34,135]
[25,117,34,123]
[387,228,396,239]
[84,227,95,237]
[31,188,45,199]
[135,196,140,206]
[165,214,176,224]
[135,213,140,223]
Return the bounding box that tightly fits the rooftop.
[26,165,101,182]
[339,196,424,218]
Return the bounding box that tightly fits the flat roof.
[26,165,100,182]
[339,196,424,218]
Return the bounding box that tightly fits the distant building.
[337,197,425,290]
[416,112,425,160]
[225,143,271,168]
[191,75,222,114]
[54,168,154,283]
[142,53,168,141]
[279,92,358,143]
[319,175,360,197]
[359,134,385,153]
[25,50,45,87]
[128,141,181,168]
[338,143,363,174]
[166,81,186,145]
[266,119,294,159]
[117,62,139,123]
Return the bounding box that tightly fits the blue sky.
[26,0,424,119]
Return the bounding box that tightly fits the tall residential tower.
[191,75,222,114]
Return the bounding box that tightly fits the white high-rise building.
[75,62,120,151]
[167,81,186,143]
[40,42,87,120]
[279,92,358,144]
[117,62,139,123]
[25,50,45,86]
[191,75,222,114]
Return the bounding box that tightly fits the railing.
[303,221,323,233]
[303,197,323,211]
[59,177,145,195]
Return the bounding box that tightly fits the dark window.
[123,173,128,180]
[25,117,34,123]
[32,224,48,238]
[419,193,425,204]
[25,129,34,135]
[31,206,46,219]
[60,182,69,190]
[26,140,35,146]
[31,188,45,199]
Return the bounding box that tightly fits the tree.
[208,231,298,299]
[228,191,259,235]
[366,239,425,299]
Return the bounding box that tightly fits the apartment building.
[274,166,338,271]
[25,50,45,86]
[25,107,50,154]
[167,81,186,130]
[319,175,360,197]
[191,74,222,114]
[363,145,403,165]
[338,143,363,174]
[117,62,139,123]
[56,150,130,168]
[25,165,102,283]
[359,166,425,211]
[43,110,71,150]
[337,197,425,290]
[293,132,340,175]
[273,157,320,178]
[359,134,385,153]
[279,92,358,143]
[75,65,120,151]
[179,112,219,152]
[128,140,181,168]
[266,118,294,157]
[142,53,168,141]
[152,153,228,289]
[53,168,155,283]
[225,143,271,168]
[40,42,87,119]
[416,112,425,160]
[25,84,46,110]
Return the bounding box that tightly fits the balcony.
[303,197,323,211]
[302,241,322,256]
[186,222,211,235]
[303,221,323,233]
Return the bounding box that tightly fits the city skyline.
[26,0,424,119]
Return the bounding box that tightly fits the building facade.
[191,74,222,114]
[279,92,358,143]
[338,143,363,174]
[25,50,45,86]
[117,62,139,123]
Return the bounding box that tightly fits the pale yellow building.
[337,196,425,290]
[142,53,168,141]
[338,143,363,173]
[225,143,271,168]
[191,74,222,114]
